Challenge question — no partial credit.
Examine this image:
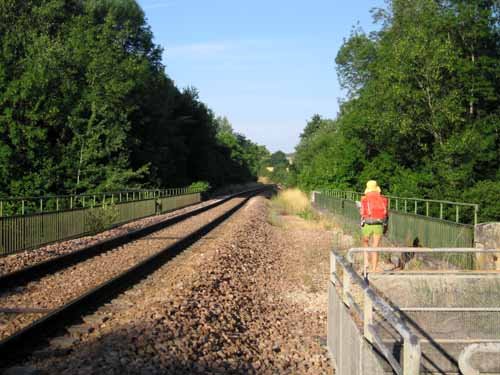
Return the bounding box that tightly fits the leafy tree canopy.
[0,0,268,198]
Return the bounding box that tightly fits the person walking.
[359,180,389,272]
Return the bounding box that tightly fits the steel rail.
[0,186,272,364]
[0,187,264,289]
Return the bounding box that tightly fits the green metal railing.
[0,187,203,217]
[314,190,477,248]
[0,187,205,256]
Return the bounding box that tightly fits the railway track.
[0,186,270,364]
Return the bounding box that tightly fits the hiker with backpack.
[359,180,389,272]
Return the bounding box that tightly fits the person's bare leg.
[371,233,382,271]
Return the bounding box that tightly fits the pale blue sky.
[136,0,385,153]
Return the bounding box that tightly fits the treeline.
[258,151,291,185]
[290,0,500,222]
[0,0,267,197]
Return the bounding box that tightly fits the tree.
[292,0,500,221]
[0,0,265,198]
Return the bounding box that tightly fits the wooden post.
[342,271,351,306]
[403,338,421,375]
[330,252,337,284]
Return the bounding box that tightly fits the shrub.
[85,204,119,233]
[189,181,211,193]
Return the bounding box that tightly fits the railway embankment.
[3,192,339,374]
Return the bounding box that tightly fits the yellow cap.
[365,180,381,194]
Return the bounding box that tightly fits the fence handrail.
[322,189,478,208]
[346,247,500,263]
[334,252,418,342]
[0,186,206,217]
[320,189,479,225]
[0,187,204,202]
[332,251,422,374]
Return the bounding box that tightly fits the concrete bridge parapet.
[475,222,500,270]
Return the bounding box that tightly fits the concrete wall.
[474,222,500,270]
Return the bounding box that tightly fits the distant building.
[286,153,295,165]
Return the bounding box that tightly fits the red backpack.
[361,193,388,223]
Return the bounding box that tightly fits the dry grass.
[267,209,284,227]
[272,188,312,216]
[268,189,343,233]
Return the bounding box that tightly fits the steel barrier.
[313,190,475,248]
[329,251,421,374]
[0,190,202,256]
[329,248,500,374]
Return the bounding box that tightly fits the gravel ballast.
[19,194,335,374]
[0,197,244,340]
